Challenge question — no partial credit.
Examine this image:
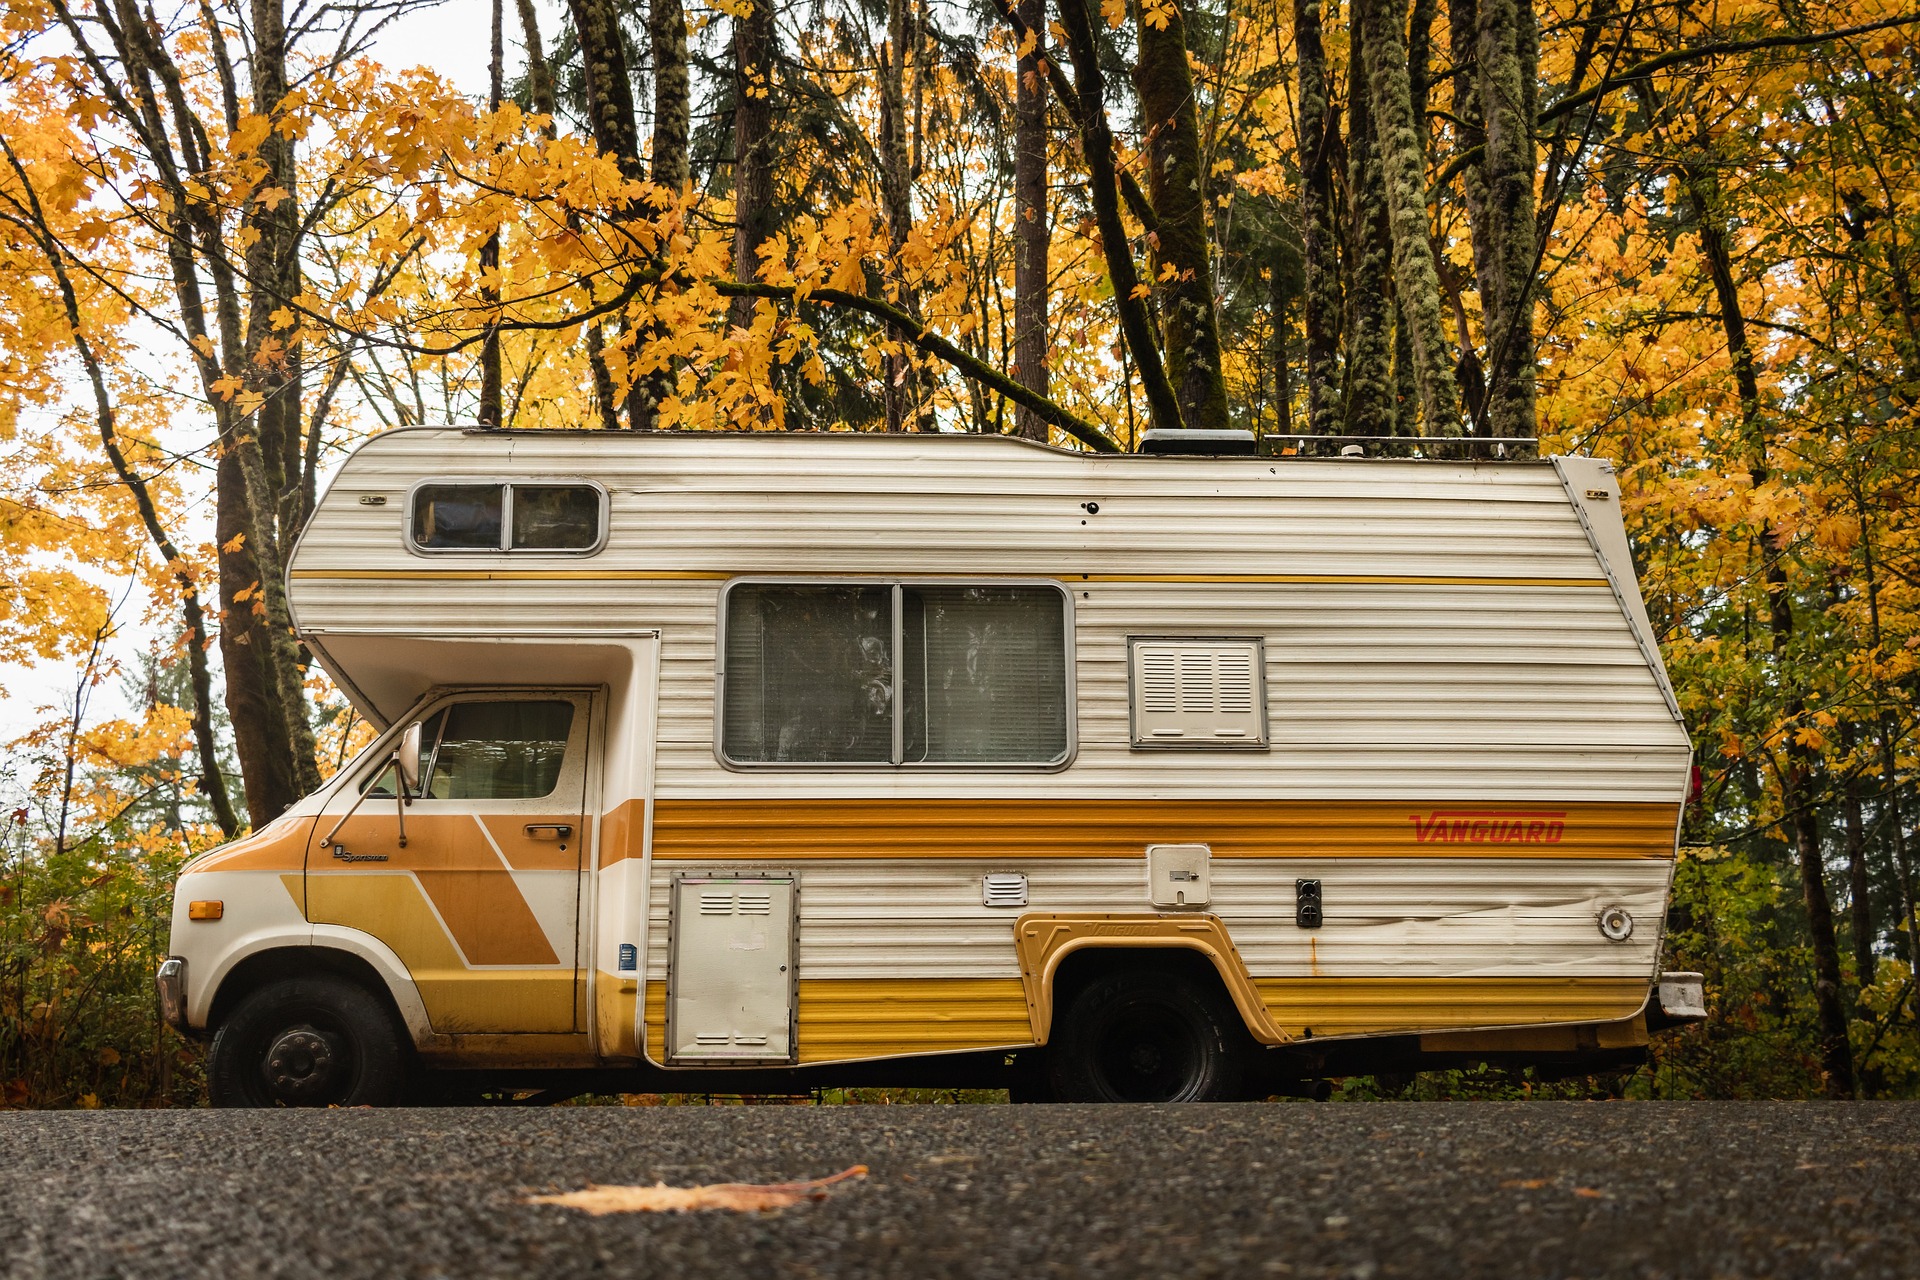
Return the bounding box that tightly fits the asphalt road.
[1,1103,1915,1279]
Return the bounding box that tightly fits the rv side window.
[410,482,603,553]
[722,582,1070,767]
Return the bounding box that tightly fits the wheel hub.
[264,1025,343,1101]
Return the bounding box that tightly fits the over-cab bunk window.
[408,481,606,553]
[720,582,1072,768]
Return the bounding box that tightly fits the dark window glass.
[412,484,503,550]
[512,485,602,550]
[902,586,1067,764]
[418,701,575,799]
[723,586,893,763]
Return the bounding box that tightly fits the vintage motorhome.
[157,427,1705,1106]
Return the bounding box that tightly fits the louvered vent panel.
[1217,650,1256,714]
[1129,638,1268,747]
[699,893,735,915]
[982,872,1029,908]
[1142,650,1180,713]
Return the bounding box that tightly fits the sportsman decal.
[1408,810,1567,845]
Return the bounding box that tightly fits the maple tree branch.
[1432,14,1920,199]
[718,281,1119,452]
[1540,13,1920,126]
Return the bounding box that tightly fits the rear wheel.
[208,975,407,1108]
[1047,967,1250,1103]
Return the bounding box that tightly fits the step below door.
[667,871,796,1064]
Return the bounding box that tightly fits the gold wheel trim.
[1013,913,1290,1047]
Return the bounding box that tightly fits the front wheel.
[1047,967,1251,1103]
[208,975,407,1108]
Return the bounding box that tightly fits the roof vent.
[1139,429,1258,457]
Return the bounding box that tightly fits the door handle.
[524,824,573,839]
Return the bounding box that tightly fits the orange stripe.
[638,798,1679,862]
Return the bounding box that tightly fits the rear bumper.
[155,957,188,1033]
[1649,970,1707,1029]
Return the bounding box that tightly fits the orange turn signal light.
[188,900,224,921]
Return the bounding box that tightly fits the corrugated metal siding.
[644,858,1669,984]
[289,430,1689,803]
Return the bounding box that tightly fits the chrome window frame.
[714,577,1078,773]
[403,477,610,556]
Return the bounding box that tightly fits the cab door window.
[417,700,576,799]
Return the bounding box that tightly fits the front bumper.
[155,956,188,1033]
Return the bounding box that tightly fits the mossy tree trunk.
[1357,0,1459,432]
[1292,0,1342,434]
[1343,0,1395,437]
[1473,0,1538,437]
[1133,0,1228,429]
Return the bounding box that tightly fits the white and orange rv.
[156,427,1705,1105]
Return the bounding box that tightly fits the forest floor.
[3,1102,1915,1278]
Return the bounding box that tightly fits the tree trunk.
[1292,0,1341,433]
[728,0,777,336]
[566,0,647,427]
[1397,0,1437,437]
[516,0,621,431]
[1132,0,1227,429]
[1357,0,1459,431]
[478,0,504,428]
[1448,0,1497,423]
[1012,0,1050,440]
[1269,238,1296,433]
[1344,0,1395,437]
[1690,174,1854,1098]
[650,0,690,191]
[1473,0,1538,436]
[1054,0,1185,435]
[878,0,909,431]
[238,0,319,802]
[1843,759,1874,992]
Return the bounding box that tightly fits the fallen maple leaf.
[525,1165,868,1216]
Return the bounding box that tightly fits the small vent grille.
[699,893,734,915]
[1142,650,1179,713]
[1130,638,1268,748]
[982,872,1029,908]
[736,892,773,915]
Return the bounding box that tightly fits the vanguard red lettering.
[1407,810,1566,845]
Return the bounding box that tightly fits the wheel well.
[1046,946,1239,1037]
[209,947,409,1040]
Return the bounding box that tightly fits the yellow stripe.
[1257,976,1649,1038]
[643,976,1649,1066]
[643,978,1033,1065]
[645,798,1682,862]
[290,568,1608,588]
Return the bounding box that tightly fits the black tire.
[1047,967,1250,1103]
[208,975,408,1108]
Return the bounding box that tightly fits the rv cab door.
[305,690,595,1034]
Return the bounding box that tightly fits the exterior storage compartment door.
[666,872,796,1064]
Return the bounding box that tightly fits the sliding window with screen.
[408,480,607,554]
[720,582,1073,768]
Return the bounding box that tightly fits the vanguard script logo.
[1408,809,1567,845]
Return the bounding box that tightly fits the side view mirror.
[395,722,423,797]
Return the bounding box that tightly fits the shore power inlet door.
[667,871,797,1064]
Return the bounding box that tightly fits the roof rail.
[1259,434,1539,460]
